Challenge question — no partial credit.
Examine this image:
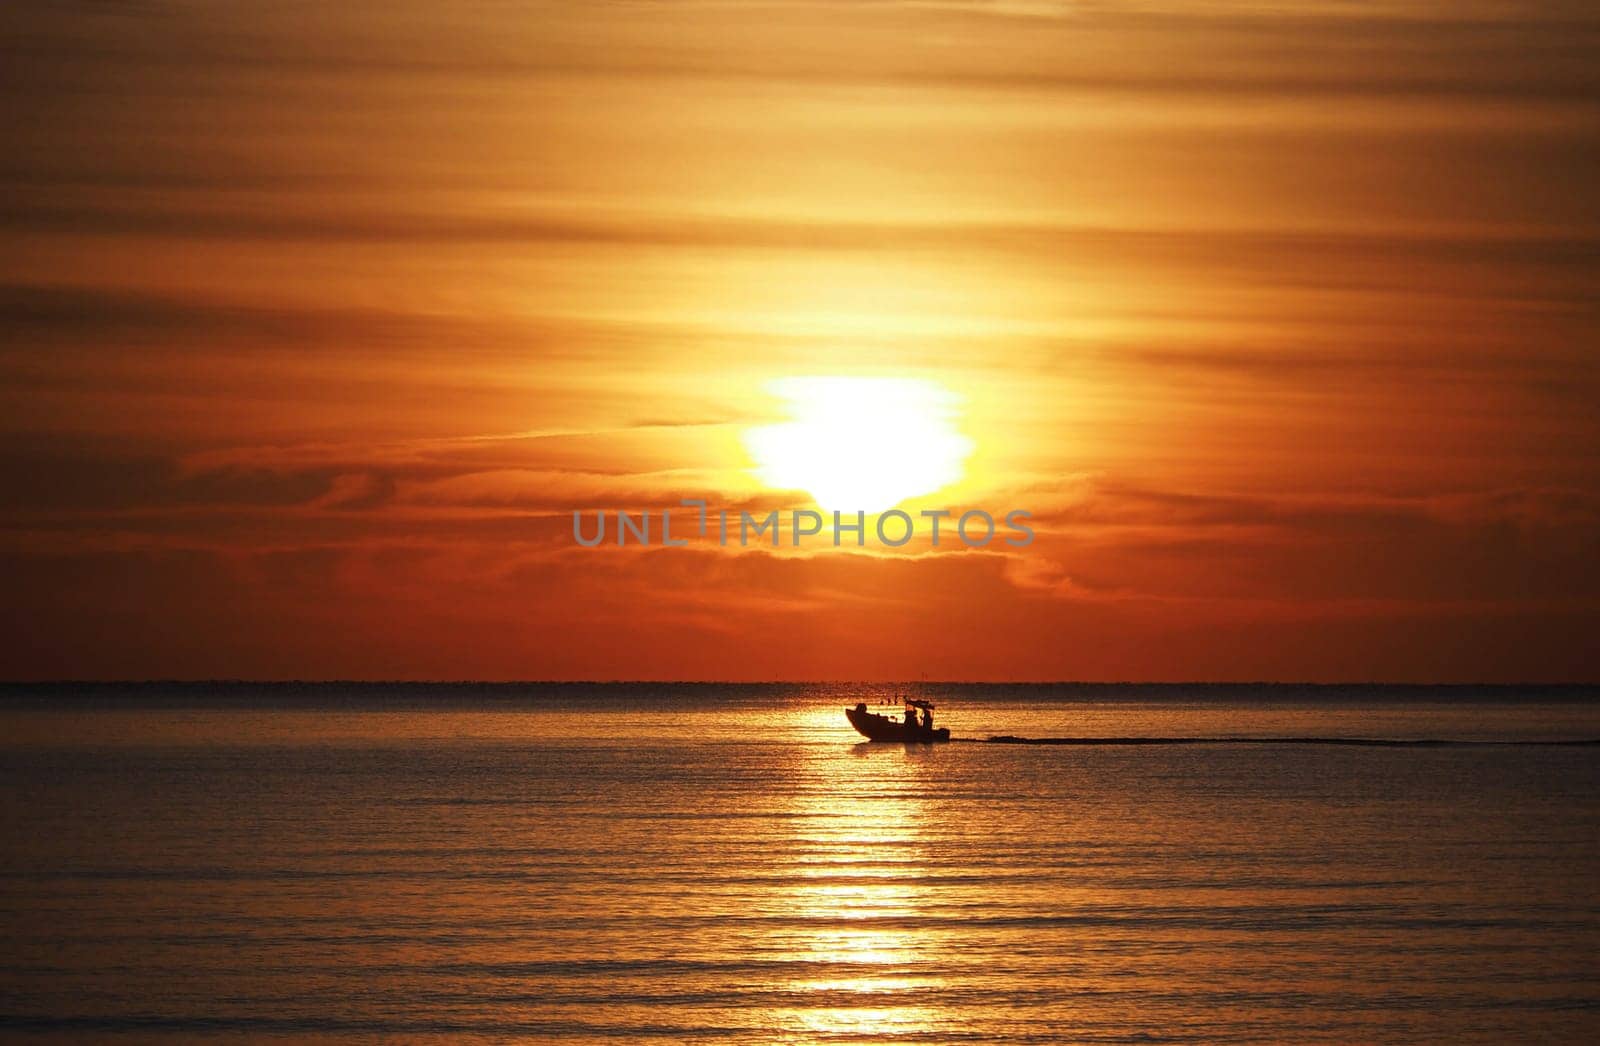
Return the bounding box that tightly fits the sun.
[743,377,973,513]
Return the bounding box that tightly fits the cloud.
[8,0,1595,101]
[1,0,1596,681]
[5,524,1596,680]
[1012,480,1600,607]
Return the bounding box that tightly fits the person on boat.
[854,701,868,715]
[904,706,916,729]
[921,707,934,731]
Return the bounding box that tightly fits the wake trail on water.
[964,736,1600,747]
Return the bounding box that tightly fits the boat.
[845,698,950,743]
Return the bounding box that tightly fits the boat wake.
[973,735,1600,747]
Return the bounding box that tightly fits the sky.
[1,0,1596,681]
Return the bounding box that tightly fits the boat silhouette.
[845,698,951,743]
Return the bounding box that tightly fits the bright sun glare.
[743,377,973,513]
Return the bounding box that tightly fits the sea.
[1,682,1597,1043]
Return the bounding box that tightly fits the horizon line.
[2,679,1597,689]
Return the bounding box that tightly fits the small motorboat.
[845,698,950,743]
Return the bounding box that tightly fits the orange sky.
[1,1,1596,681]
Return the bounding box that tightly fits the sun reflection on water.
[769,705,952,1038]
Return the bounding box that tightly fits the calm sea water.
[1,683,1597,1043]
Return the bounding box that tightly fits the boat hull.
[845,706,951,743]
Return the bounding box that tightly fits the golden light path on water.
[777,703,943,1038]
